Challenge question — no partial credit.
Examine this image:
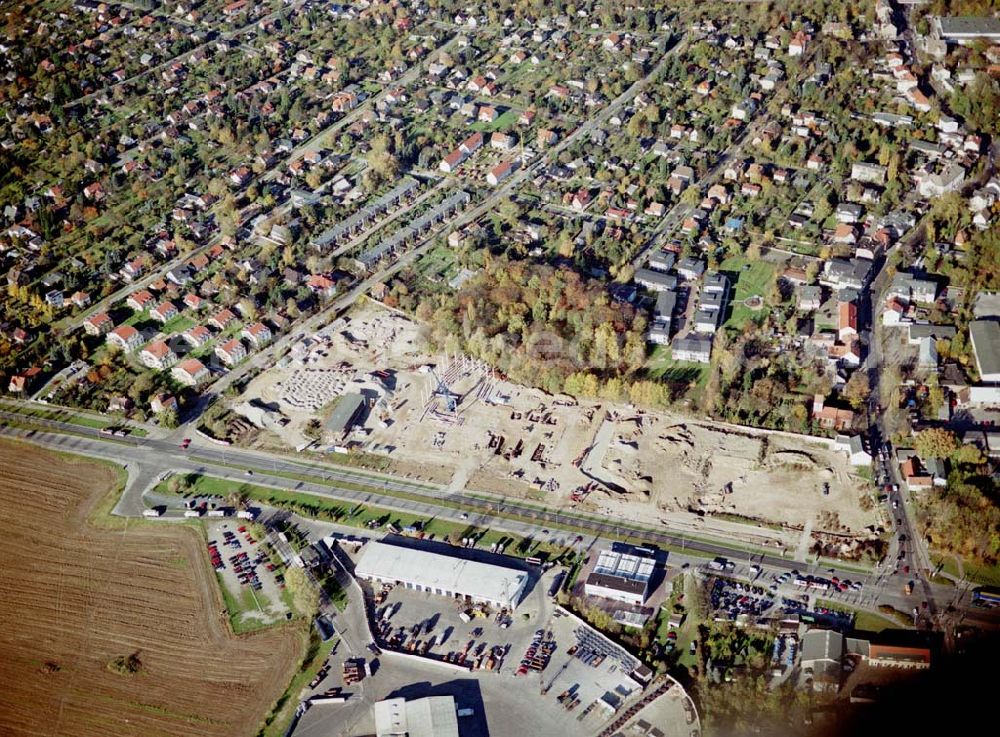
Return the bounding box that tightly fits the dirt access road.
[0,439,301,737]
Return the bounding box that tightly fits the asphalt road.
[2,411,990,629]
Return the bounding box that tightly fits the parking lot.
[363,568,555,674]
[701,565,867,631]
[292,557,655,737]
[535,608,644,731]
[207,521,290,629]
[709,577,776,621]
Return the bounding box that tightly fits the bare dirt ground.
[0,440,302,737]
[240,304,877,548]
[601,415,876,535]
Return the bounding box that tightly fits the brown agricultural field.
[0,439,302,737]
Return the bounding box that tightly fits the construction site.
[240,304,879,552]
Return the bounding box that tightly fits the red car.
[180,438,191,449]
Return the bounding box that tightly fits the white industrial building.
[374,696,459,737]
[354,541,528,609]
[584,545,656,605]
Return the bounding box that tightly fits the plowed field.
[0,440,301,737]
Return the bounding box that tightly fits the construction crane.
[429,367,458,412]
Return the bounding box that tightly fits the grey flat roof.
[655,290,677,317]
[673,335,713,353]
[634,268,677,289]
[374,696,459,737]
[970,320,1000,377]
[325,392,365,433]
[938,16,1000,38]
[908,323,956,341]
[802,629,843,663]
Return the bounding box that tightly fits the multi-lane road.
[2,408,995,634]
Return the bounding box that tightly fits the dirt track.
[0,440,302,737]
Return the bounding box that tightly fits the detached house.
[490,132,515,150]
[107,325,144,352]
[171,358,210,386]
[209,308,238,331]
[812,394,855,431]
[127,290,155,312]
[229,166,252,187]
[487,160,516,186]
[182,325,212,348]
[83,312,114,336]
[8,367,42,394]
[215,338,247,366]
[537,129,558,147]
[306,274,337,299]
[70,291,91,309]
[241,322,272,348]
[788,31,808,56]
[150,301,179,324]
[831,223,857,245]
[121,258,145,281]
[140,340,178,370]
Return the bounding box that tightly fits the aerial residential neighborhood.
[0,1,997,737]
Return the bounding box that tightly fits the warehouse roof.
[802,629,843,663]
[325,393,365,433]
[374,696,459,737]
[355,541,528,608]
[937,16,1000,39]
[970,320,1000,378]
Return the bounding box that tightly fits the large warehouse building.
[354,540,529,609]
[373,696,459,737]
[584,544,656,606]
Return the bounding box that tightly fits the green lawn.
[815,599,906,633]
[258,633,337,737]
[0,400,114,429]
[672,576,703,669]
[158,474,568,561]
[415,243,459,281]
[719,255,777,330]
[646,344,710,387]
[469,109,519,132]
[0,400,148,436]
[934,552,1000,586]
[159,314,197,335]
[123,311,149,327]
[216,572,273,635]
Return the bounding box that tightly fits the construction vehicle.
[342,659,364,685]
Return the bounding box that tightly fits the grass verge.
[256,631,335,737]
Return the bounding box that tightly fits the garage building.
[355,541,528,609]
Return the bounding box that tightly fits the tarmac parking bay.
[294,568,648,737]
